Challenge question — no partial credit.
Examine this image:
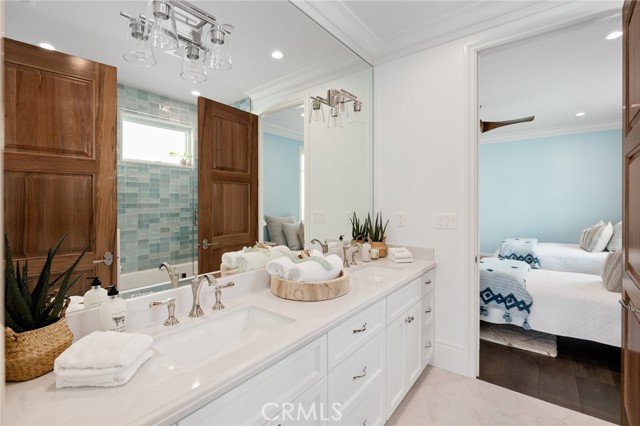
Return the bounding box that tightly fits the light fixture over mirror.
[310,89,364,128]
[121,0,233,80]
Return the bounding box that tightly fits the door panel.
[622,2,640,425]
[3,39,117,295]
[198,97,258,273]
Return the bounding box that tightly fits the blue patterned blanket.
[498,238,540,269]
[479,258,533,329]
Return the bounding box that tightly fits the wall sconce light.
[121,0,233,83]
[310,89,363,128]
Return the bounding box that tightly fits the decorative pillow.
[606,221,623,252]
[283,223,303,250]
[601,250,622,292]
[265,215,294,246]
[297,221,305,248]
[580,221,613,252]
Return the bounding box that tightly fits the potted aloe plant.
[369,212,389,258]
[349,212,370,242]
[4,234,88,381]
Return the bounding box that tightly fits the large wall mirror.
[4,1,373,295]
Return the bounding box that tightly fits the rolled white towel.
[54,331,153,370]
[266,256,297,278]
[55,349,153,389]
[236,246,290,272]
[288,254,343,282]
[221,250,244,268]
[223,245,290,269]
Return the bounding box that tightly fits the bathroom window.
[121,112,193,166]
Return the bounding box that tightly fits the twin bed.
[482,241,621,347]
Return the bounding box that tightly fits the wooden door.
[622,2,640,425]
[197,97,258,273]
[4,39,117,295]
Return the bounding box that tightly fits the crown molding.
[479,119,622,144]
[263,122,304,141]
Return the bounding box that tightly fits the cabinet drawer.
[421,291,434,329]
[421,322,435,368]
[180,335,327,426]
[387,278,421,323]
[328,330,385,419]
[421,270,435,298]
[337,381,386,426]
[328,299,385,370]
[274,377,328,426]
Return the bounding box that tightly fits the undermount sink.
[153,305,295,366]
[349,264,401,282]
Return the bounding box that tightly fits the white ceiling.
[4,1,367,105]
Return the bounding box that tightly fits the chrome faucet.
[343,243,361,268]
[310,238,328,254]
[210,281,235,310]
[189,274,215,318]
[159,262,179,289]
[149,297,179,326]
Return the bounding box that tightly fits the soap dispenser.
[362,237,372,262]
[99,285,127,332]
[83,276,108,309]
[338,235,345,261]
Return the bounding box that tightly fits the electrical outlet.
[312,211,326,223]
[436,214,458,229]
[397,212,406,227]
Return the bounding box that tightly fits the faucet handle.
[149,297,179,326]
[215,281,235,290]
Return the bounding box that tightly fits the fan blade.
[480,115,535,133]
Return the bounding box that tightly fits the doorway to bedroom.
[477,15,623,424]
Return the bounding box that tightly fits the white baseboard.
[431,340,474,378]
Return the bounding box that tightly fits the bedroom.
[477,14,623,423]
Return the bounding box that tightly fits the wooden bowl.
[270,270,349,301]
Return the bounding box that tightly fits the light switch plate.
[436,214,458,229]
[313,211,326,223]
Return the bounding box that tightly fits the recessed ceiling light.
[606,31,623,40]
[38,42,55,51]
[271,51,284,59]
[191,90,201,96]
[575,112,586,117]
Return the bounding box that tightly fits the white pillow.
[601,250,622,292]
[606,221,622,251]
[580,221,613,252]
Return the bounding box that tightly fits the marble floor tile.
[387,366,615,426]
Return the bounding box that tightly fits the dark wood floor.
[479,337,621,424]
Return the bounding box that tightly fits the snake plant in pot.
[4,234,88,381]
[369,212,389,258]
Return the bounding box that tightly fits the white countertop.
[4,259,435,426]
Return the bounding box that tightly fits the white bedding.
[481,269,621,347]
[537,243,609,275]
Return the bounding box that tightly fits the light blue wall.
[479,129,622,253]
[263,133,303,239]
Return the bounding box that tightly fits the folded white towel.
[391,258,413,264]
[388,247,410,254]
[288,254,343,282]
[54,331,153,370]
[389,252,413,260]
[55,349,153,389]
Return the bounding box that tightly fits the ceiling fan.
[479,115,535,133]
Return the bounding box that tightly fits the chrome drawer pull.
[424,280,432,285]
[353,366,367,381]
[425,308,432,313]
[353,323,367,334]
[619,299,640,313]
[425,342,432,349]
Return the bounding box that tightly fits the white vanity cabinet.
[386,270,436,419]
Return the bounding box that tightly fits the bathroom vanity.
[4,260,435,425]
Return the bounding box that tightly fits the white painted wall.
[374,1,621,377]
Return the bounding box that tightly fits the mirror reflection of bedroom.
[478,16,623,424]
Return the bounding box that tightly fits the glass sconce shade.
[181,44,207,83]
[146,0,179,51]
[123,18,156,67]
[310,99,325,123]
[205,25,232,70]
[327,107,343,128]
[350,101,365,125]
[336,95,349,119]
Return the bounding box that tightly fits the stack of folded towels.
[54,331,153,389]
[388,247,414,263]
[221,245,290,273]
[266,250,343,282]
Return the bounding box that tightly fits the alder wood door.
[4,39,117,295]
[197,97,258,273]
[622,2,640,425]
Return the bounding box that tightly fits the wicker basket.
[271,270,350,301]
[371,241,388,258]
[5,318,73,382]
